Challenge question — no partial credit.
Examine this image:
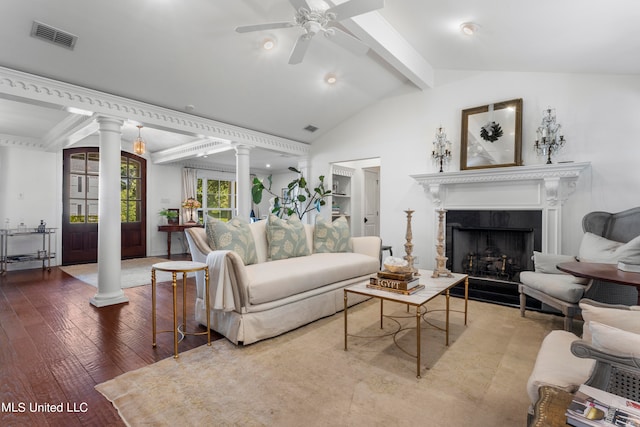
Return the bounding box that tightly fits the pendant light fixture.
[133,125,146,155]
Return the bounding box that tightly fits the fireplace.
[411,162,591,308]
[446,210,542,307]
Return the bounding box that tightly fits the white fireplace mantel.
[411,162,590,207]
[410,162,591,254]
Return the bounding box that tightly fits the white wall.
[147,161,184,256]
[0,147,61,270]
[311,70,640,269]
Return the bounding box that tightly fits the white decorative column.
[235,144,252,220]
[90,116,128,307]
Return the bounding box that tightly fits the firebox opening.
[445,210,543,309]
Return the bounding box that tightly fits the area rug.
[96,297,564,426]
[60,257,177,288]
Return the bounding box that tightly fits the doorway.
[331,158,380,238]
[62,147,147,265]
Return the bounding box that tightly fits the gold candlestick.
[432,208,453,278]
[404,209,419,276]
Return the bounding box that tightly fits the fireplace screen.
[446,210,542,283]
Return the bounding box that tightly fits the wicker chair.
[571,340,640,402]
[519,207,640,331]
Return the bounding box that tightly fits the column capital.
[234,144,253,155]
[96,115,124,129]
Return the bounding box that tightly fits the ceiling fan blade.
[288,0,310,11]
[235,22,295,33]
[327,0,384,21]
[288,34,312,64]
[325,27,369,56]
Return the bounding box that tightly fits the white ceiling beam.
[329,1,434,90]
[152,138,234,164]
[41,114,99,151]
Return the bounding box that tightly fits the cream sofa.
[185,219,381,345]
[526,298,640,419]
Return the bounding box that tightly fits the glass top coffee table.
[344,269,468,378]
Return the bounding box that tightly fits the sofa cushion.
[207,218,258,265]
[246,252,378,305]
[533,251,577,274]
[519,271,589,303]
[526,330,595,405]
[313,215,352,253]
[589,321,640,358]
[266,215,310,260]
[578,232,640,264]
[579,299,640,342]
[249,220,268,263]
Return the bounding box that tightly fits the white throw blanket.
[206,250,236,312]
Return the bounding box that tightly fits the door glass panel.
[130,201,141,221]
[87,175,99,199]
[69,174,84,198]
[87,201,99,223]
[70,154,86,173]
[69,199,85,223]
[128,160,141,178]
[120,157,142,223]
[87,153,99,173]
[128,178,141,200]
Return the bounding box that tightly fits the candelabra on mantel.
[534,107,566,164]
[403,209,419,276]
[432,209,453,278]
[432,126,452,173]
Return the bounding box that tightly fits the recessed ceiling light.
[460,22,479,36]
[324,73,337,85]
[266,163,271,168]
[262,38,276,50]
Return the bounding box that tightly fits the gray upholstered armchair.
[519,207,640,331]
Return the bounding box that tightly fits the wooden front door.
[62,148,146,265]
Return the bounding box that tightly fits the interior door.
[62,148,146,265]
[363,169,380,236]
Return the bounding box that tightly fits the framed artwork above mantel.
[460,98,523,170]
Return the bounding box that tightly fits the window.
[196,177,237,223]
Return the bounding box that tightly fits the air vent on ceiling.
[31,21,78,50]
[304,125,319,133]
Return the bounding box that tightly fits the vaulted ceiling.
[1,0,639,172]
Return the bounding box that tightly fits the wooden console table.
[157,224,203,259]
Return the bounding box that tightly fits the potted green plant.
[252,167,331,220]
[159,208,179,225]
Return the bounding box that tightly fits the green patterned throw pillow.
[266,214,310,260]
[313,215,352,253]
[206,218,258,265]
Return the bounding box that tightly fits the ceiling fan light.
[262,38,276,50]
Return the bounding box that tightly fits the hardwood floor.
[0,257,221,426]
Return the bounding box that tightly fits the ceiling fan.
[235,0,384,64]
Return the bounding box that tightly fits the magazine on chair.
[565,384,640,427]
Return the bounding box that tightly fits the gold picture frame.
[460,98,523,170]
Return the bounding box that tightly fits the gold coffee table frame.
[151,261,210,358]
[344,269,468,378]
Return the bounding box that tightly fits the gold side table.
[151,261,210,358]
